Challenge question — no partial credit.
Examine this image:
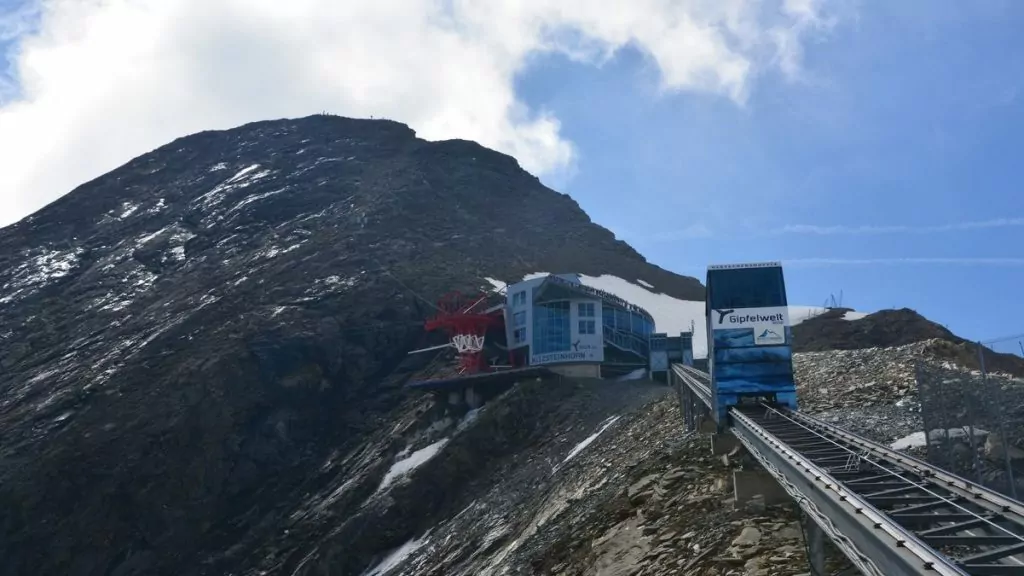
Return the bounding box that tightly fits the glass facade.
[707,267,787,309]
[511,272,657,363]
[532,301,571,354]
[603,304,654,336]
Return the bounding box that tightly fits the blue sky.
[516,1,1024,348]
[0,0,1020,350]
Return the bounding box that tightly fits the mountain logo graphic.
[758,328,780,338]
[715,309,735,324]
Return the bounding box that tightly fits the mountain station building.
[503,274,656,378]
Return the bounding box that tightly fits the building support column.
[448,390,462,407]
[805,516,826,576]
[465,386,482,409]
[733,469,791,505]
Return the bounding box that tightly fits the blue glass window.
[512,291,527,306]
[578,302,595,317]
[603,305,614,328]
[578,319,596,335]
[532,301,571,354]
[513,311,526,326]
[615,309,629,332]
[707,267,787,309]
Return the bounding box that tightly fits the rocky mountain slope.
[3,112,1021,576]
[307,340,1024,576]
[792,307,1024,376]
[0,115,704,576]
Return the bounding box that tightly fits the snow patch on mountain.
[226,187,289,215]
[192,164,272,212]
[513,272,708,354]
[511,273,870,357]
[0,247,84,304]
[259,243,304,260]
[119,202,139,219]
[789,306,871,325]
[362,532,431,576]
[577,274,707,354]
[789,306,828,325]
[891,427,989,451]
[147,198,167,215]
[114,266,159,296]
[377,439,449,493]
[559,415,620,469]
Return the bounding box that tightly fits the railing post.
[979,341,1018,498]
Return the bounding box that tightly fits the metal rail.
[670,363,711,407]
[734,405,1024,575]
[669,364,1024,574]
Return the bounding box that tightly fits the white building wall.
[505,277,545,351]
[568,298,604,362]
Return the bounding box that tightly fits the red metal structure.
[424,291,504,375]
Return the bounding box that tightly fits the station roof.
[407,366,554,391]
[707,261,782,270]
[532,275,654,322]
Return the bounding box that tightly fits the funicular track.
[672,364,1024,575]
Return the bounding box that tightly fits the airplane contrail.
[775,218,1024,235]
[785,257,1024,267]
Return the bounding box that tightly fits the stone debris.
[331,339,1024,576]
[256,339,1023,576]
[343,381,856,576]
[794,339,1024,447]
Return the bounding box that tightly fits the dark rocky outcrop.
[793,308,955,352]
[0,115,703,576]
[793,308,1024,377]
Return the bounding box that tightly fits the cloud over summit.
[0,0,834,226]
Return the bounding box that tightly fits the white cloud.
[785,257,1024,267]
[771,0,837,80]
[0,0,836,227]
[775,218,1024,235]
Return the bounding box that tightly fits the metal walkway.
[670,363,1024,576]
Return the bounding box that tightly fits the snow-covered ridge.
[790,306,869,325]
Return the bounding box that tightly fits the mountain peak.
[0,116,705,575]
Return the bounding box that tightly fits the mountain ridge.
[0,114,705,576]
[1,114,1020,576]
[793,307,1024,376]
